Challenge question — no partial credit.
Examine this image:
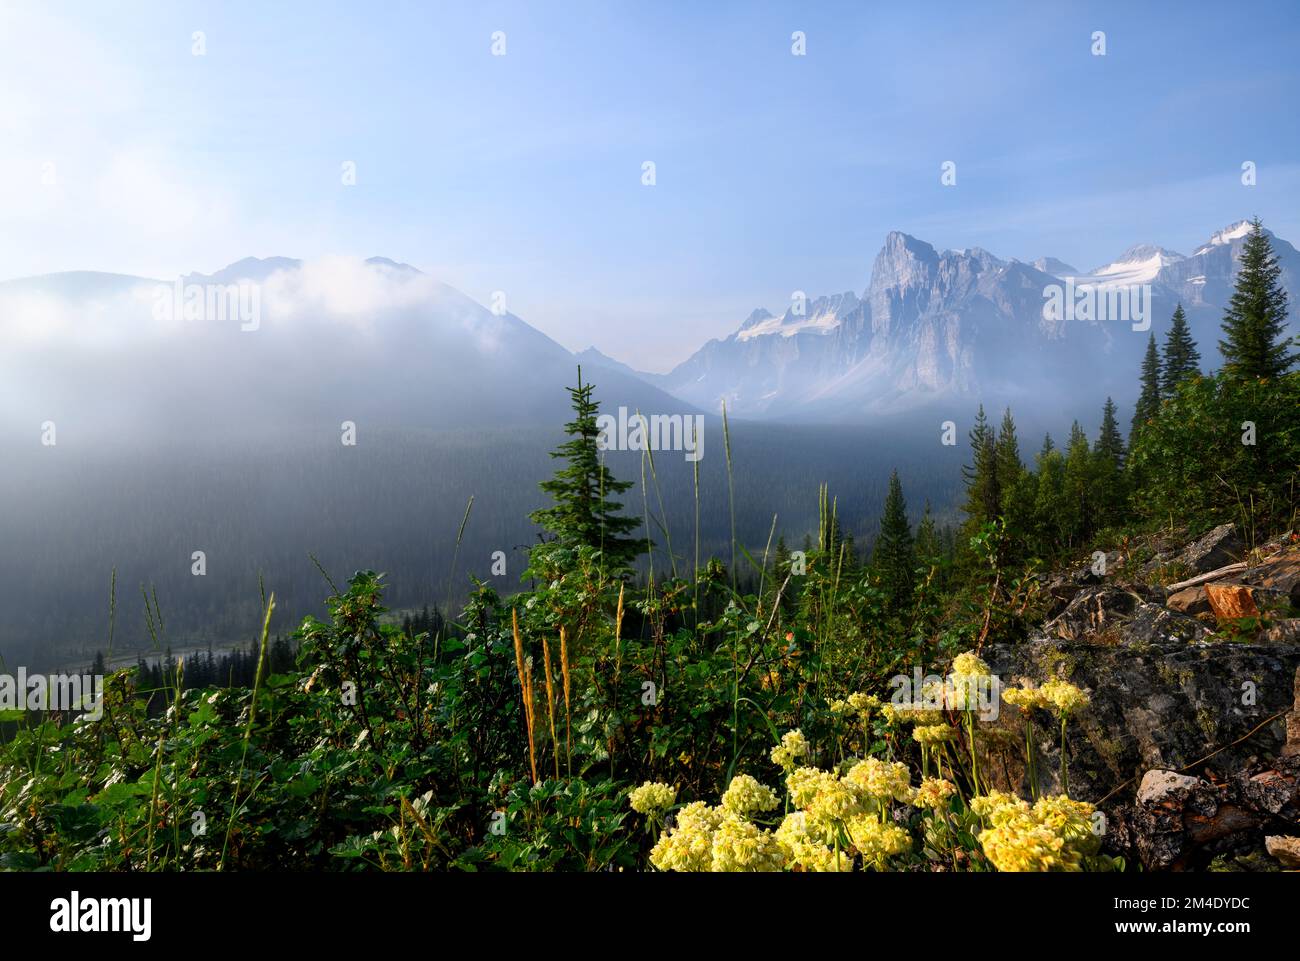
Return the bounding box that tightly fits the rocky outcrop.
[980,531,1300,870]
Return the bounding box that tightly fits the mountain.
[0,256,694,443]
[633,221,1300,427]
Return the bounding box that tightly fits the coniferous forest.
[3,222,1297,876]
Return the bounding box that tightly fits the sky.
[2,0,1299,371]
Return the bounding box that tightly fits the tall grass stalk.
[219,593,275,871]
[722,401,737,591]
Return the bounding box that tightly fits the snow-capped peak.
[1193,220,1254,255]
[1080,245,1184,286]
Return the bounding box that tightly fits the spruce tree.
[1132,333,1162,440]
[1160,303,1201,392]
[1094,397,1126,470]
[1219,219,1297,379]
[530,368,641,569]
[873,469,915,612]
[1062,421,1092,544]
[1093,397,1128,526]
[961,405,1000,525]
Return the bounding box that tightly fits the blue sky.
[3,0,1299,369]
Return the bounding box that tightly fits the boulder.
[1180,523,1245,574]
[983,635,1300,803]
[1206,583,1260,621]
[1264,835,1300,868]
[1167,586,1211,617]
[1262,619,1300,646]
[1245,552,1300,607]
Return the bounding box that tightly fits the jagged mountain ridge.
[610,220,1300,425]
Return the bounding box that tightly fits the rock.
[1120,603,1213,646]
[983,635,1300,805]
[1286,666,1300,758]
[1167,586,1211,616]
[1261,619,1300,645]
[1044,586,1143,642]
[1264,835,1300,868]
[1245,552,1300,607]
[1206,583,1260,621]
[1180,524,1245,574]
[1138,769,1201,804]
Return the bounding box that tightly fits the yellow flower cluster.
[951,651,991,678]
[628,781,676,815]
[710,812,787,872]
[769,728,810,770]
[912,723,957,745]
[1040,678,1091,716]
[1002,683,1049,711]
[648,801,724,871]
[912,777,957,810]
[848,692,880,716]
[844,757,913,803]
[648,794,789,873]
[720,773,780,817]
[775,811,853,873]
[845,816,912,869]
[972,792,1100,872]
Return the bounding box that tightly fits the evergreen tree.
[1133,333,1162,440]
[1062,421,1092,545]
[529,368,641,569]
[1093,397,1128,526]
[1219,219,1297,379]
[1038,432,1055,459]
[1160,303,1201,392]
[873,469,915,612]
[961,405,1000,525]
[914,500,940,565]
[1094,397,1126,470]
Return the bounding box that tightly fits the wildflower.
[911,724,957,745]
[1002,684,1050,711]
[913,777,957,811]
[770,729,810,771]
[805,775,865,824]
[847,691,880,717]
[844,757,912,803]
[951,650,990,678]
[710,813,786,872]
[775,811,853,873]
[846,815,912,869]
[827,698,852,716]
[787,766,837,810]
[1040,678,1091,716]
[972,792,1099,872]
[648,801,723,872]
[629,781,677,816]
[720,773,780,818]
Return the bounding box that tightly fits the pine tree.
[1219,219,1297,379]
[1160,303,1201,392]
[529,367,641,568]
[961,405,1000,525]
[1132,332,1162,441]
[873,469,915,612]
[1038,433,1055,460]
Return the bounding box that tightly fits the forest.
[0,222,1297,872]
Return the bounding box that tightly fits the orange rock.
[1205,583,1259,621]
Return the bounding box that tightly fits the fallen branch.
[1165,562,1248,593]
